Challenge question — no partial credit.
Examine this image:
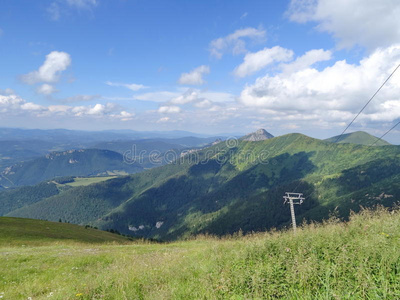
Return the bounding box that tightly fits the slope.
[325,131,391,145]
[0,149,143,187]
[0,217,130,246]
[5,132,399,240]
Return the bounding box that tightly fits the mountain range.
[2,129,398,240]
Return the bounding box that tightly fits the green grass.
[1,207,399,299]
[0,217,130,246]
[65,176,117,187]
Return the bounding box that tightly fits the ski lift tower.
[283,192,305,232]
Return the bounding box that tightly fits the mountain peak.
[242,129,274,142]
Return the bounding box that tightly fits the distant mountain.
[5,131,399,240]
[325,131,391,146]
[242,129,274,141]
[0,149,143,187]
[0,128,226,143]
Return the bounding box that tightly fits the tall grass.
[1,207,399,299]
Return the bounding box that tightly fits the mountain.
[325,131,391,146]
[0,128,225,142]
[242,129,274,141]
[0,217,130,246]
[0,149,143,187]
[4,130,399,240]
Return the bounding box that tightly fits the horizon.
[1,1,400,143]
[0,126,397,145]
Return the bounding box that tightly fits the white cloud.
[157,117,170,123]
[111,111,134,121]
[61,94,99,103]
[48,0,98,20]
[106,81,148,91]
[135,91,180,102]
[209,27,266,59]
[21,51,71,84]
[281,49,332,74]
[36,84,58,95]
[234,46,294,77]
[0,92,134,122]
[66,0,97,9]
[0,88,14,95]
[240,12,248,20]
[239,45,400,124]
[286,0,400,50]
[194,99,212,108]
[158,106,181,114]
[170,89,199,105]
[178,65,210,85]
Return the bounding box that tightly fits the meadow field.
[1,208,399,300]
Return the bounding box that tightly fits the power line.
[334,63,400,143]
[291,63,400,194]
[370,120,400,146]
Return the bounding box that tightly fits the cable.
[334,63,400,143]
[292,63,400,194]
[370,120,400,146]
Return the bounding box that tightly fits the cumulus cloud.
[170,89,199,105]
[286,0,400,50]
[36,84,58,95]
[0,94,45,113]
[178,65,210,85]
[194,99,212,108]
[157,117,170,123]
[234,46,294,77]
[281,49,332,74]
[158,106,181,114]
[21,51,71,84]
[0,91,133,121]
[239,45,400,124]
[209,27,266,59]
[106,81,148,91]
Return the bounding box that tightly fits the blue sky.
[0,0,399,143]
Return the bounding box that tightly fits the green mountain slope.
[0,217,130,246]
[325,131,391,145]
[5,132,400,240]
[0,149,143,187]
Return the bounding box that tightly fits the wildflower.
[76,293,83,297]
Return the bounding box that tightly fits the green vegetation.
[4,133,400,240]
[0,149,143,187]
[325,131,391,146]
[64,176,117,187]
[0,208,399,299]
[0,217,131,246]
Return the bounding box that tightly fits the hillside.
[0,217,131,246]
[325,131,391,146]
[1,208,399,299]
[5,131,400,240]
[0,149,143,187]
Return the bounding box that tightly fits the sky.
[0,0,400,143]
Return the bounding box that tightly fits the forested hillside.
[4,132,399,240]
[0,149,143,187]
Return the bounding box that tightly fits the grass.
[64,176,117,187]
[0,217,130,246]
[1,207,399,299]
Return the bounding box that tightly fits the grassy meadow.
[1,208,399,299]
[64,176,117,187]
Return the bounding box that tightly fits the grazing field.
[1,208,399,299]
[64,176,117,187]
